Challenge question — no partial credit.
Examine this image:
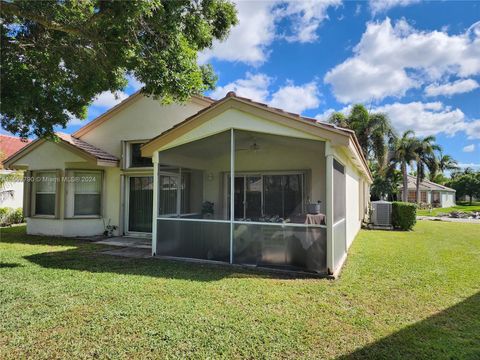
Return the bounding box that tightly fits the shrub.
[0,207,24,227]
[392,202,417,231]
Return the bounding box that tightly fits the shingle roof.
[56,133,118,163]
[400,175,455,192]
[0,134,31,164]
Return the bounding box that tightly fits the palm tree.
[329,104,395,167]
[390,130,418,202]
[414,135,441,204]
[430,153,459,180]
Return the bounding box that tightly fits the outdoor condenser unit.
[371,200,392,228]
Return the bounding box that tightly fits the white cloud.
[199,0,340,65]
[324,19,480,103]
[369,0,420,14]
[372,101,466,137]
[277,0,341,43]
[210,73,271,102]
[463,144,476,152]
[210,73,320,114]
[458,162,480,170]
[464,119,480,140]
[92,91,128,108]
[270,81,320,113]
[425,79,479,97]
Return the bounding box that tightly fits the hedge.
[392,202,417,231]
[0,207,24,227]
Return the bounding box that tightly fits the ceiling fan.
[236,139,262,153]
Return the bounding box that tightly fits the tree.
[389,130,418,202]
[329,104,396,167]
[430,153,458,181]
[414,135,441,204]
[447,172,480,205]
[1,0,238,138]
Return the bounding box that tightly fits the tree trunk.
[416,163,421,204]
[402,162,408,202]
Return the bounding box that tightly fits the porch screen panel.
[233,223,326,273]
[332,159,346,270]
[156,131,231,259]
[157,219,230,262]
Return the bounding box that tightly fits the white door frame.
[124,173,154,238]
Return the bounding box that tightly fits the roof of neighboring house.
[0,134,31,165]
[142,91,373,182]
[3,133,118,168]
[399,175,456,192]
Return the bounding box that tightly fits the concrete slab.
[94,237,152,249]
[101,247,152,258]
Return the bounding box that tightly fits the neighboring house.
[398,175,456,207]
[4,91,372,275]
[0,134,30,208]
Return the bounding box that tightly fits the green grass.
[417,201,480,216]
[1,223,479,359]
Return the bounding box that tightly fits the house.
[4,91,372,275]
[0,134,31,208]
[398,175,456,207]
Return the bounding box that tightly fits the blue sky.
[42,1,480,170]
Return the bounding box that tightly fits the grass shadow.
[0,262,23,268]
[338,292,480,359]
[4,226,328,282]
[24,246,325,282]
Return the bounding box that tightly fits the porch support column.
[325,142,334,274]
[230,128,235,264]
[151,150,159,256]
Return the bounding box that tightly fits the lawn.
[417,201,480,216]
[1,222,479,359]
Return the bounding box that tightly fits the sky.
[31,1,480,170]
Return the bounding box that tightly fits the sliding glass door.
[230,173,304,221]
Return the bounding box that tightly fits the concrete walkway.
[94,237,152,258]
[417,216,480,223]
[94,237,152,249]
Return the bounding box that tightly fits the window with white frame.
[65,170,103,217]
[33,171,58,216]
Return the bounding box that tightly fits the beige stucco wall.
[8,97,207,237]
[9,141,122,237]
[158,108,324,152]
[80,96,207,157]
[333,147,365,249]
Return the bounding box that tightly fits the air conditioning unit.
[371,200,392,229]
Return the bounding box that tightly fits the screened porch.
[153,129,346,274]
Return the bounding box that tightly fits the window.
[33,171,57,216]
[130,143,152,168]
[421,191,428,203]
[407,190,416,203]
[65,170,103,217]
